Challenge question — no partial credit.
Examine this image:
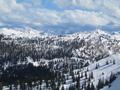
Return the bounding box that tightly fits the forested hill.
[0,28,120,90]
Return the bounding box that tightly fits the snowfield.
[63,54,120,90]
[88,54,120,85]
[102,75,120,90]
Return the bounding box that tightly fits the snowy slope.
[63,54,120,89]
[88,54,120,85]
[0,28,50,38]
[103,75,120,90]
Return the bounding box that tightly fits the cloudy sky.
[0,0,120,33]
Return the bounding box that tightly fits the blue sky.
[0,0,120,33]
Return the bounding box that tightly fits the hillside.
[0,28,120,90]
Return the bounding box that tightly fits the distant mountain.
[1,24,120,35]
[0,27,50,38]
[0,28,120,60]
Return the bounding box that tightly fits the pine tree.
[72,74,75,82]
[97,79,104,90]
[106,60,109,65]
[45,80,49,87]
[51,80,56,90]
[90,72,94,79]
[109,72,116,83]
[81,72,83,78]
[76,76,80,89]
[86,83,90,90]
[69,85,76,90]
[113,60,116,64]
[90,82,95,90]
[0,82,2,90]
[55,86,59,90]
[85,71,87,79]
[105,79,109,86]
[84,61,89,67]
[87,67,89,71]
[95,64,99,69]
[88,76,91,82]
[61,85,64,90]
[10,84,12,90]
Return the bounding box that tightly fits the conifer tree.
[97,79,104,90]
[110,72,116,83]
[90,72,94,79]
[113,60,116,64]
[86,83,90,90]
[76,75,80,89]
[0,82,2,90]
[85,71,87,79]
[90,82,95,90]
[61,85,64,90]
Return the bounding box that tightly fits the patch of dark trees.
[0,64,56,86]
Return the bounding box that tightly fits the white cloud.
[0,0,120,28]
[31,9,112,26]
[53,0,120,18]
[35,9,62,25]
[0,0,62,26]
[0,0,24,13]
[53,0,99,9]
[62,10,110,26]
[53,0,120,25]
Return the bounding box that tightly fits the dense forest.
[0,30,120,90]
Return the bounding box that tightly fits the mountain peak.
[0,28,49,38]
[94,29,107,35]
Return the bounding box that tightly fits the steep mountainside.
[0,28,120,90]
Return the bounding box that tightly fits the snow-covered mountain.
[0,28,120,90]
[0,28,50,38]
[0,28,120,65]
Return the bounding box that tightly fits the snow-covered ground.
[88,53,120,86]
[70,53,120,88]
[108,75,120,90]
[107,75,120,90]
[102,75,120,90]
